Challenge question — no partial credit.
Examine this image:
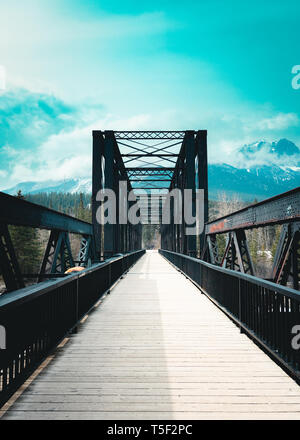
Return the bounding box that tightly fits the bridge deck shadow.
[2,251,300,420]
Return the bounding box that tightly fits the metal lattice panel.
[113,131,189,224]
[114,131,186,140]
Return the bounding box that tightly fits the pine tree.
[77,193,85,221]
[271,225,282,260]
[9,191,42,275]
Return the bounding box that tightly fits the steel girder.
[272,222,300,290]
[160,130,208,257]
[0,224,25,291]
[78,235,96,267]
[92,130,208,258]
[0,192,92,235]
[201,234,220,265]
[0,191,96,292]
[221,230,254,275]
[114,131,186,140]
[206,187,300,235]
[202,187,300,289]
[127,168,174,176]
[38,231,75,281]
[92,131,142,258]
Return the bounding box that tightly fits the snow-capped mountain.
[208,163,299,200]
[239,138,300,159]
[235,138,300,169]
[4,178,92,196]
[207,138,299,199]
[3,139,300,201]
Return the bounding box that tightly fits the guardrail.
[159,249,300,381]
[0,249,145,407]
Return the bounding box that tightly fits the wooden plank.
[12,395,300,404]
[5,402,300,412]
[5,411,300,420]
[2,250,300,420]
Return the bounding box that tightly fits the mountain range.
[3,138,300,201]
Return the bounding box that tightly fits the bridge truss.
[92,130,208,258]
[0,192,95,292]
[0,129,300,410]
[202,187,300,290]
[0,130,298,292]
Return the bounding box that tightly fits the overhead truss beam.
[114,131,186,140]
[206,187,300,235]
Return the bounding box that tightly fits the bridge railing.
[0,249,145,407]
[159,249,300,381]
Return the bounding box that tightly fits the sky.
[0,0,299,189]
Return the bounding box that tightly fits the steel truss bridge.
[0,130,300,419]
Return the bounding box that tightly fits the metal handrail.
[160,249,300,300]
[159,249,300,382]
[0,249,145,407]
[0,250,144,310]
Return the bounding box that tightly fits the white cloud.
[3,113,154,187]
[1,87,299,190]
[0,65,6,90]
[5,107,300,188]
[0,6,176,48]
[256,113,299,130]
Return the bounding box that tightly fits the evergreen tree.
[77,193,85,221]
[9,191,42,274]
[142,225,160,249]
[271,225,282,259]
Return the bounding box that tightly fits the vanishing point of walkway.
[2,251,300,420]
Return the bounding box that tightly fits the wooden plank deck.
[2,250,300,420]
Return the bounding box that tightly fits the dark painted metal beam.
[206,187,300,235]
[133,188,170,190]
[126,167,175,172]
[0,192,93,235]
[185,131,197,256]
[92,130,104,258]
[196,130,208,253]
[122,154,178,157]
[130,179,172,182]
[0,223,25,291]
[103,131,117,257]
[114,131,186,140]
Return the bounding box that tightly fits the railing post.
[107,263,112,294]
[71,276,79,334]
[238,278,243,334]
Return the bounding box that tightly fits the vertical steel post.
[0,224,25,292]
[104,131,117,257]
[185,131,196,257]
[196,130,208,256]
[292,229,300,290]
[92,131,104,261]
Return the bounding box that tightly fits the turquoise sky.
[0,0,299,188]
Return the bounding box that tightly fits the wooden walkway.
[2,251,300,420]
